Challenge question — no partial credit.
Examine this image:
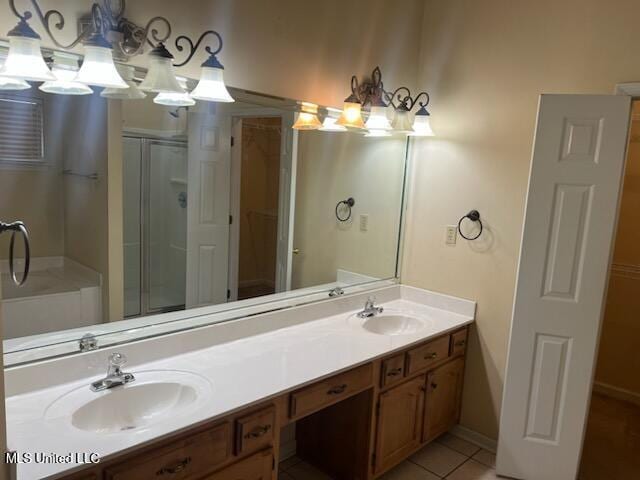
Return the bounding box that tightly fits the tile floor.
[278,432,498,480]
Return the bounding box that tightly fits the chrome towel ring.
[0,221,30,286]
[335,197,355,222]
[457,210,483,241]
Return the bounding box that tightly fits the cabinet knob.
[424,352,438,360]
[431,382,438,390]
[157,457,191,475]
[327,384,347,395]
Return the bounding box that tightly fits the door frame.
[227,107,297,301]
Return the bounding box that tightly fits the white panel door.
[186,106,231,308]
[275,112,297,292]
[497,95,631,479]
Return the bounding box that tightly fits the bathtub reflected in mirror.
[0,80,408,365]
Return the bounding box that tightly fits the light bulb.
[293,102,321,130]
[190,54,234,103]
[0,24,54,82]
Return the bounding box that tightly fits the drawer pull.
[424,352,438,360]
[244,424,272,439]
[455,340,466,347]
[327,384,348,395]
[387,367,403,377]
[157,457,191,476]
[431,382,438,390]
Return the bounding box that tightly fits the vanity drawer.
[235,406,276,455]
[380,354,406,387]
[290,363,373,419]
[406,336,450,374]
[105,422,230,480]
[450,329,468,357]
[204,449,273,480]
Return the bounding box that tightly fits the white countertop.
[6,288,474,479]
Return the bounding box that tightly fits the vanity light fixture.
[0,0,233,103]
[386,88,433,136]
[293,102,322,130]
[319,108,347,132]
[39,53,93,95]
[335,77,366,129]
[409,103,435,137]
[0,53,30,90]
[0,7,54,82]
[154,76,195,107]
[101,64,146,99]
[178,31,234,103]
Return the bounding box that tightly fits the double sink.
[44,306,429,436]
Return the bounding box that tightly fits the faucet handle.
[109,352,127,367]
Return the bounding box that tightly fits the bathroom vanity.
[5,286,474,480]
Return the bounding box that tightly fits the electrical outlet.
[360,214,369,232]
[445,225,457,245]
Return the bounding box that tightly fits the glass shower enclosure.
[123,136,188,318]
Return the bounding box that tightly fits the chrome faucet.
[90,353,135,392]
[357,297,384,318]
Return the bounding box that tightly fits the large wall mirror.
[0,59,408,365]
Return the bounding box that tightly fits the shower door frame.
[124,133,189,318]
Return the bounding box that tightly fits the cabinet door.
[374,375,426,474]
[204,449,273,480]
[423,358,465,443]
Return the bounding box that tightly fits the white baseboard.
[450,425,497,453]
[593,381,640,407]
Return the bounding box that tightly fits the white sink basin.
[45,370,212,434]
[353,313,427,336]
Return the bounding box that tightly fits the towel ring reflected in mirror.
[0,221,30,286]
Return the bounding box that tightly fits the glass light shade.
[409,115,435,137]
[365,129,392,138]
[319,116,347,132]
[154,91,195,106]
[364,105,392,131]
[391,109,414,132]
[101,64,146,100]
[75,45,128,89]
[0,75,30,90]
[139,55,184,93]
[190,67,234,103]
[335,101,365,129]
[0,36,54,82]
[293,102,321,130]
[40,67,93,95]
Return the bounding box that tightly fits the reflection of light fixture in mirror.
[189,56,234,103]
[39,53,92,95]
[293,102,322,130]
[0,17,54,82]
[0,53,30,90]
[75,33,128,89]
[364,129,392,138]
[319,109,347,132]
[390,104,414,133]
[154,76,195,106]
[139,43,184,93]
[409,104,435,137]
[364,104,392,131]
[101,64,146,100]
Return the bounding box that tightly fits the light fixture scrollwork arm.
[174,30,223,67]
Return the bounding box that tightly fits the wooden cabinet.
[380,354,405,388]
[422,357,465,443]
[290,363,373,420]
[204,449,273,480]
[450,329,468,357]
[235,407,275,455]
[104,423,230,480]
[406,336,450,374]
[373,375,426,474]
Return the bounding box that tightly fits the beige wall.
[403,0,640,440]
[293,132,405,289]
[594,103,640,396]
[0,0,425,108]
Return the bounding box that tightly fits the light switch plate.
[446,225,457,245]
[360,214,369,232]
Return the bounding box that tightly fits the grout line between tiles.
[443,457,473,479]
